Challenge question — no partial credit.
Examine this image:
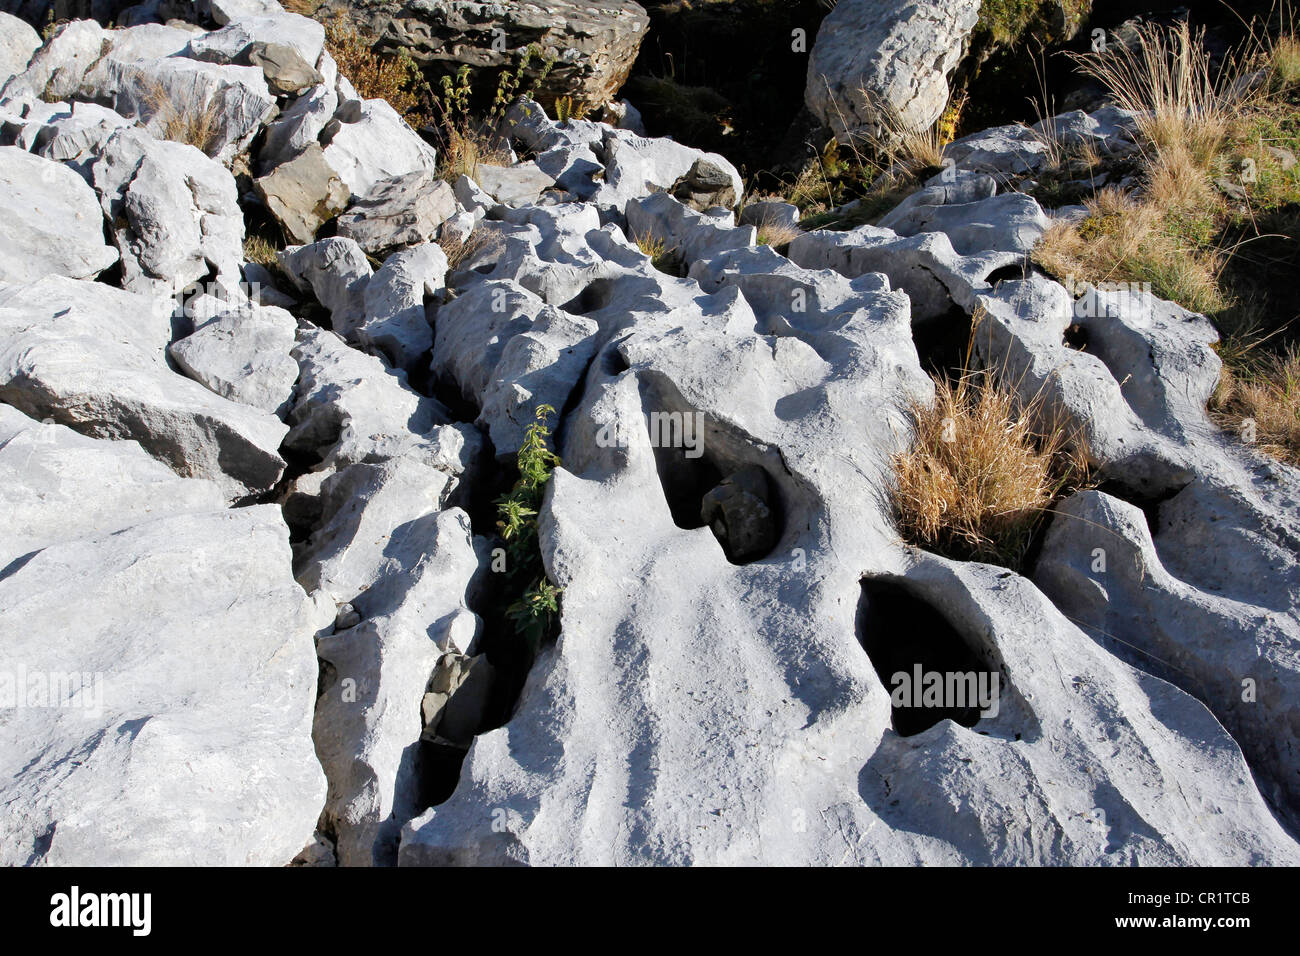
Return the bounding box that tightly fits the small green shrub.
[495,405,564,654]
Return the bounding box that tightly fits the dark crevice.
[857,576,999,738]
[911,305,973,379]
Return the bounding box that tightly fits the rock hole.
[559,277,618,315]
[911,305,973,378]
[643,394,784,563]
[857,576,999,737]
[1064,322,1089,351]
[985,263,1026,286]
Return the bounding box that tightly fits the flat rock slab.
[0,504,326,866]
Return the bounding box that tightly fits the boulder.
[357,242,445,371]
[312,0,650,108]
[278,236,372,338]
[255,142,351,245]
[0,146,118,282]
[302,461,487,865]
[806,0,981,141]
[0,502,327,866]
[475,161,556,208]
[284,323,479,480]
[93,127,245,298]
[321,98,439,202]
[0,11,40,83]
[0,404,225,570]
[168,300,300,416]
[337,170,456,254]
[0,276,288,499]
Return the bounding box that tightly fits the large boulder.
[0,410,324,866]
[93,127,245,298]
[255,142,351,245]
[313,0,650,108]
[806,0,981,141]
[0,11,40,82]
[0,146,118,282]
[0,276,288,499]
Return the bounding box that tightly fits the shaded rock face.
[806,0,981,141]
[314,0,650,108]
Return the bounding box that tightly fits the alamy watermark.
[595,411,706,458]
[0,666,104,718]
[889,666,1000,719]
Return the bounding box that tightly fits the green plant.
[495,405,563,654]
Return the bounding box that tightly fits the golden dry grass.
[754,218,803,248]
[1070,19,1249,167]
[1211,343,1300,464]
[435,123,512,183]
[323,14,429,126]
[1032,186,1227,317]
[137,77,223,155]
[891,319,1091,568]
[438,226,504,271]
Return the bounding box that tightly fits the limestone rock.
[337,170,456,253]
[168,299,300,416]
[313,0,650,108]
[0,503,325,866]
[255,142,350,245]
[0,145,118,282]
[806,0,981,141]
[0,276,288,499]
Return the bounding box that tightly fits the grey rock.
[700,465,778,563]
[357,242,444,371]
[475,161,556,208]
[0,276,288,499]
[248,41,322,95]
[278,236,372,338]
[421,652,495,746]
[0,404,225,569]
[258,81,337,173]
[0,145,118,282]
[312,0,649,108]
[168,300,300,416]
[284,322,479,480]
[0,11,40,83]
[337,170,456,253]
[255,142,350,245]
[303,461,486,866]
[321,98,439,202]
[806,0,981,141]
[93,127,245,297]
[0,502,325,866]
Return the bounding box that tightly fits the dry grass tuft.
[892,317,1091,569]
[324,14,430,126]
[438,226,504,271]
[1070,19,1249,167]
[137,78,223,155]
[1211,343,1300,464]
[1032,186,1227,317]
[754,218,803,248]
[1272,34,1300,88]
[630,230,679,273]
